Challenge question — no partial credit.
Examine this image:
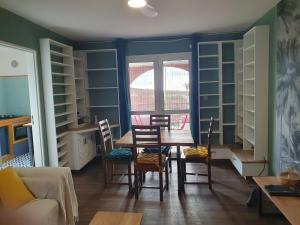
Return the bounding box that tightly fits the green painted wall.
[252,6,278,174]
[0,7,74,165]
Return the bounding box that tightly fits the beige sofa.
[13,167,79,225]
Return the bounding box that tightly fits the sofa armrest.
[21,177,60,200]
[15,167,78,225]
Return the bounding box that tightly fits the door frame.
[0,40,45,166]
[126,52,192,116]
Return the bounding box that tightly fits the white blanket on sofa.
[16,167,79,225]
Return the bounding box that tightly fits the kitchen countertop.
[0,116,31,127]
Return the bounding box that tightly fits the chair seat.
[106,148,132,161]
[183,146,208,159]
[137,153,166,166]
[143,146,171,155]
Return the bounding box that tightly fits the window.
[163,60,189,111]
[129,62,155,112]
[127,53,191,130]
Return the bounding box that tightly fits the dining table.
[115,129,195,194]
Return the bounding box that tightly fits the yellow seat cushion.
[183,146,208,159]
[137,153,166,166]
[0,167,35,209]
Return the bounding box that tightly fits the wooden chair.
[180,117,214,191]
[143,114,172,173]
[132,125,169,201]
[98,119,133,191]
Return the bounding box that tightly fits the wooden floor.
[72,157,289,225]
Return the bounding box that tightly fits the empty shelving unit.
[242,25,269,160]
[236,40,244,140]
[230,25,269,177]
[198,40,240,145]
[85,49,121,141]
[222,42,236,144]
[74,51,89,125]
[40,39,77,167]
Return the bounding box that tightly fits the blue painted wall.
[0,77,30,116]
[74,41,116,50]
[198,32,243,42]
[126,36,192,55]
[74,33,243,56]
[74,36,192,55]
[0,127,9,156]
[0,80,6,114]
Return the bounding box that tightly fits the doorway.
[0,41,44,167]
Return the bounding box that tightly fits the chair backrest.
[132,125,162,163]
[150,114,171,130]
[98,119,113,155]
[207,117,214,158]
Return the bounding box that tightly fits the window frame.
[126,52,192,116]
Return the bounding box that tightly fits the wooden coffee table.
[254,176,300,225]
[89,211,143,225]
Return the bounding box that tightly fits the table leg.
[258,186,263,216]
[257,186,282,217]
[134,166,138,199]
[177,145,181,195]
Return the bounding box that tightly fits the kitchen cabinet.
[70,129,96,170]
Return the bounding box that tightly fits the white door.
[127,53,191,129]
[0,42,45,166]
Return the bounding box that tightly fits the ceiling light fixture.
[128,0,147,8]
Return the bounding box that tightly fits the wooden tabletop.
[89,212,143,225]
[0,116,31,127]
[23,122,32,127]
[254,176,300,225]
[115,130,194,148]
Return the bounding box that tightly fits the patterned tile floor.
[1,153,32,168]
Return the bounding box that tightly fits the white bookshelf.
[40,39,77,167]
[82,49,121,139]
[74,51,90,126]
[198,42,222,144]
[236,40,244,140]
[198,40,240,144]
[242,25,269,161]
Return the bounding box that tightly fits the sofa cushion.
[0,167,35,209]
[183,146,208,159]
[17,199,59,225]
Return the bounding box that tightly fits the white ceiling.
[0,0,280,41]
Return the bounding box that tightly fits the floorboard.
[72,157,289,225]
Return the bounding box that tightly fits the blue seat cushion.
[143,146,171,155]
[106,148,132,161]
